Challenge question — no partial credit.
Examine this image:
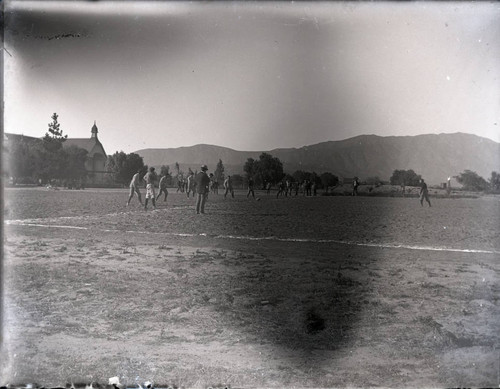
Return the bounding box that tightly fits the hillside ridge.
[135,133,500,184]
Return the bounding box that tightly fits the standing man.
[419,178,431,207]
[186,171,196,198]
[156,174,169,202]
[143,167,158,210]
[305,180,311,196]
[176,178,183,193]
[247,176,255,199]
[276,180,285,198]
[285,179,291,197]
[209,173,216,194]
[352,177,360,196]
[127,170,143,206]
[195,165,210,214]
[224,175,234,199]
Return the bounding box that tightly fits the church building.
[63,121,108,184]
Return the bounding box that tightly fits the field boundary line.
[6,220,500,255]
[3,206,196,225]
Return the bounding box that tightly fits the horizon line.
[132,131,498,153]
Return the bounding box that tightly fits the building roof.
[4,133,41,143]
[63,137,106,156]
[6,124,106,156]
[63,138,97,152]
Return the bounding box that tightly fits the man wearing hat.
[194,164,211,214]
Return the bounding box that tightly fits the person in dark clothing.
[186,171,196,198]
[247,177,255,199]
[195,165,211,214]
[276,181,285,198]
[352,177,359,196]
[419,179,431,207]
[305,180,312,196]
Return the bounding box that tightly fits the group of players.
[176,172,222,196]
[127,166,432,212]
[127,165,236,213]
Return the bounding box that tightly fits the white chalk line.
[3,206,198,225]
[5,220,500,255]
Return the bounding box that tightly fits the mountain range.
[135,133,500,184]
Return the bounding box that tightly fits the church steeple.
[91,121,98,139]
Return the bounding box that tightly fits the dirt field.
[2,187,500,387]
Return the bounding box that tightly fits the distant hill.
[135,133,500,184]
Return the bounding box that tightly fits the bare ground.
[2,188,500,387]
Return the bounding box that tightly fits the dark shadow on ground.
[207,240,375,369]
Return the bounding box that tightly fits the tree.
[320,172,339,192]
[34,141,67,183]
[43,113,67,152]
[106,151,145,185]
[63,145,88,182]
[365,176,382,185]
[35,113,70,182]
[310,171,320,186]
[243,158,257,179]
[390,169,422,187]
[243,153,285,187]
[214,159,225,183]
[454,170,489,192]
[292,170,307,183]
[489,171,500,191]
[255,152,284,187]
[231,174,244,189]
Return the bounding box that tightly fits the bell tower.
[91,121,98,139]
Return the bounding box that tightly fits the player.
[266,182,272,195]
[352,177,359,196]
[247,176,255,199]
[285,179,291,197]
[276,181,285,198]
[156,174,169,202]
[186,171,196,197]
[176,178,184,193]
[304,180,311,196]
[419,178,431,207]
[223,175,234,199]
[127,170,143,206]
[143,167,157,210]
[194,165,210,214]
[209,173,216,194]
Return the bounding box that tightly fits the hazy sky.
[4,1,500,154]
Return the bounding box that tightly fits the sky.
[3,1,500,154]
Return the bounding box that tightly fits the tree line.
[389,168,500,192]
[5,113,500,193]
